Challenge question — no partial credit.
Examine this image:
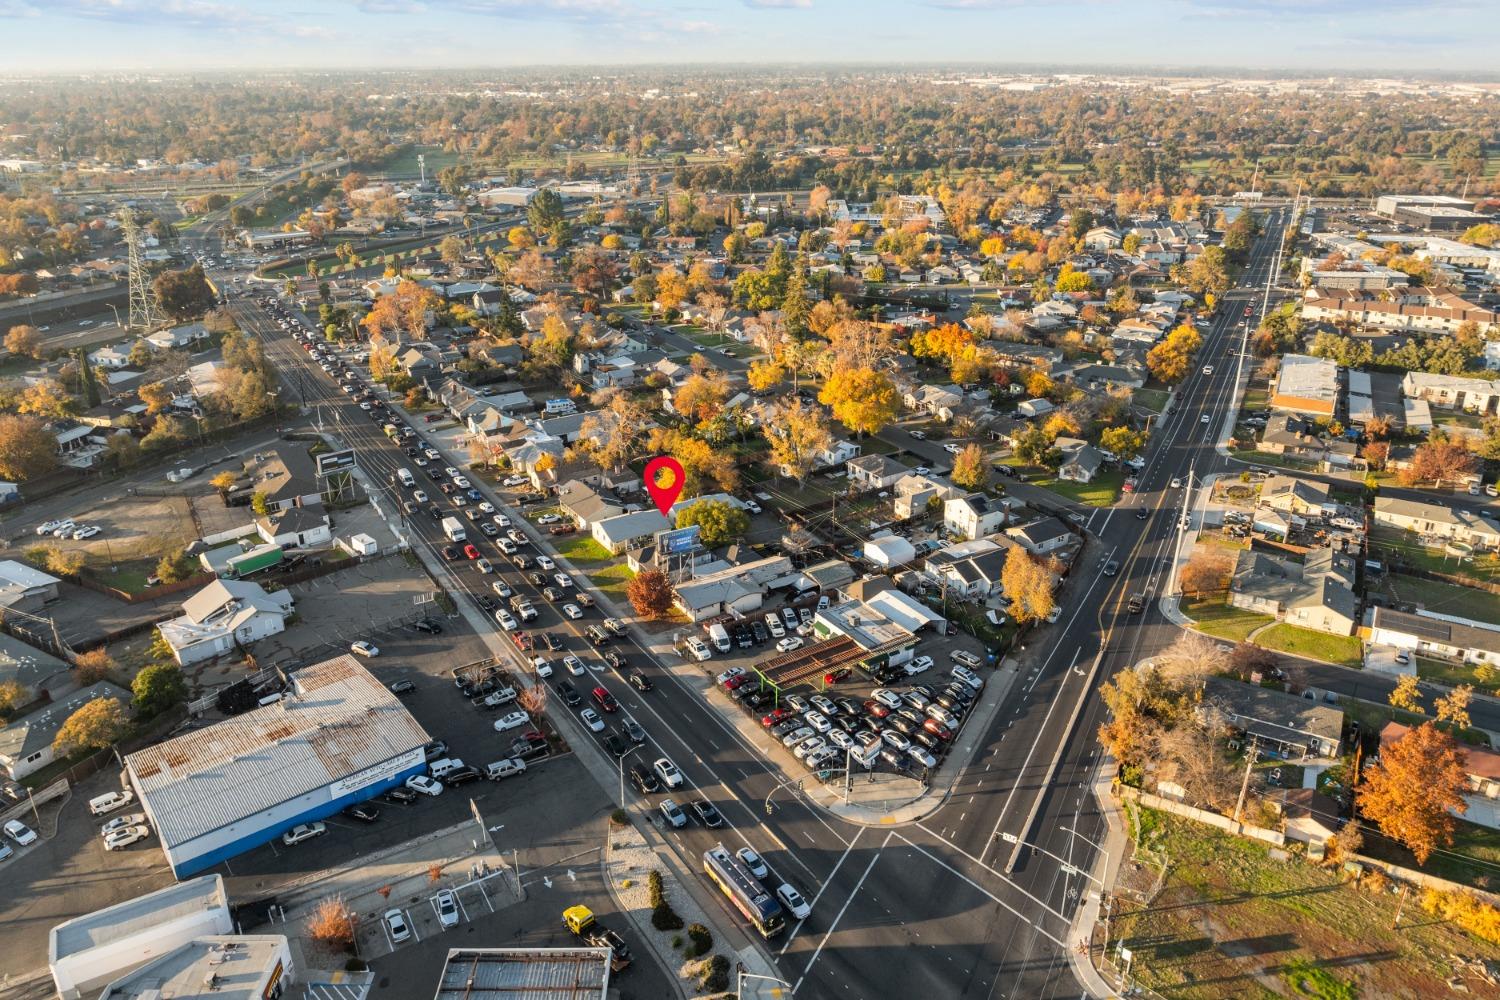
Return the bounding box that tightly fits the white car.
[475,558,494,574]
[350,641,380,657]
[908,745,938,769]
[777,634,804,653]
[1201,413,1211,424]
[951,665,984,690]
[803,711,832,733]
[494,710,531,732]
[445,466,461,478]
[1169,478,1181,489]
[384,908,412,944]
[737,846,769,880]
[478,501,495,514]
[580,708,606,732]
[536,555,556,570]
[100,813,146,837]
[493,514,512,528]
[564,655,587,676]
[50,520,77,537]
[424,447,441,460]
[537,514,561,525]
[777,883,812,920]
[436,889,460,928]
[905,655,934,676]
[554,572,573,589]
[406,774,444,796]
[654,757,685,789]
[1202,365,1214,375]
[494,609,518,630]
[413,489,429,502]
[743,499,762,515]
[103,825,150,851]
[794,736,829,760]
[943,443,963,455]
[72,525,101,540]
[491,580,513,598]
[3,820,36,846]
[828,729,856,751]
[35,520,63,536]
[562,603,583,620]
[533,657,554,678]
[503,474,528,486]
[872,689,904,709]
[453,477,471,489]
[764,614,786,638]
[684,637,712,661]
[882,730,913,752]
[282,822,326,846]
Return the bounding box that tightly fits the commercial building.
[125,656,429,877]
[477,186,539,208]
[99,935,291,1000]
[49,875,233,1000]
[1374,194,1490,232]
[433,948,612,1000]
[1269,354,1340,418]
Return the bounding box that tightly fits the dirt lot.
[1113,806,1500,999]
[16,494,199,596]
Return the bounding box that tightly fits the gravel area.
[605,819,729,999]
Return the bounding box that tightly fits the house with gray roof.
[0,680,132,780]
[847,454,910,492]
[1374,496,1500,550]
[591,509,672,554]
[945,493,1008,541]
[1006,516,1074,555]
[1058,444,1106,484]
[1203,676,1343,759]
[1229,546,1359,636]
[558,480,626,527]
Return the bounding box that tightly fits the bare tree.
[1156,705,1240,811]
[306,897,355,952]
[1156,631,1227,688]
[518,685,548,716]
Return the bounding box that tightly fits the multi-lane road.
[228,207,1336,999]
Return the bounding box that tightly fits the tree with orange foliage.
[361,280,439,341]
[1358,722,1470,864]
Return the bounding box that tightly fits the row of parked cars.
[33,519,102,540]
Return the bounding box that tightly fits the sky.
[1,0,1496,75]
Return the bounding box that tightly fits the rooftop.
[51,875,228,962]
[125,656,429,850]
[1203,676,1343,746]
[0,680,132,764]
[817,599,918,652]
[432,948,612,1000]
[99,935,286,1000]
[1273,354,1340,406]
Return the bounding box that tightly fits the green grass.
[1257,624,1363,668]
[588,562,637,600]
[1230,448,1321,472]
[1415,655,1496,691]
[1280,957,1359,1000]
[1033,468,1123,507]
[94,560,155,596]
[555,536,613,564]
[1183,594,1274,641]
[1370,524,1500,587]
[1359,814,1500,894]
[373,144,466,177]
[1378,573,1500,626]
[1242,387,1270,410]
[1133,388,1169,413]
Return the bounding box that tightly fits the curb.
[600,822,692,1000]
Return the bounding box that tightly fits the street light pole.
[737,971,795,999]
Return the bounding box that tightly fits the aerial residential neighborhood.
[0,7,1499,1000]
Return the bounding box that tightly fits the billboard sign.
[657,525,701,554]
[315,448,357,476]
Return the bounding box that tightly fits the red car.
[463,543,481,560]
[723,674,749,692]
[864,699,891,718]
[923,717,956,741]
[592,686,618,713]
[511,631,534,651]
[761,708,790,728]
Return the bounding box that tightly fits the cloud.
[1182,0,1463,14]
[744,0,812,8]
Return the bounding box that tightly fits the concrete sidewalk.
[1065,768,1130,1000]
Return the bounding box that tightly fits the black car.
[602,733,628,758]
[476,595,497,612]
[388,679,416,695]
[382,786,418,804]
[557,680,582,706]
[691,800,725,828]
[604,651,626,670]
[427,505,443,519]
[629,763,659,793]
[1135,508,1149,520]
[441,546,459,561]
[745,690,772,711]
[734,626,754,648]
[751,621,768,644]
[427,469,444,481]
[404,446,419,457]
[527,571,547,586]
[543,632,564,651]
[628,671,653,692]
[342,803,381,823]
[912,730,944,753]
[443,766,483,787]
[541,586,562,602]
[1102,561,1119,577]
[411,619,443,634]
[423,740,449,761]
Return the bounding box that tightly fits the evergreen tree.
[76,349,101,408]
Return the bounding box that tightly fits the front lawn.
[1034,468,1124,507]
[588,562,637,601]
[1257,624,1363,668]
[1337,696,1491,748]
[1416,655,1496,692]
[1182,594,1273,642]
[1132,388,1169,413]
[555,536,614,564]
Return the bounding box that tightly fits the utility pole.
[1392,883,1411,929]
[1232,736,1259,826]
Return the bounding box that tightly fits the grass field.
[555,536,614,564]
[1133,388,1169,413]
[1257,623,1363,668]
[1378,573,1500,626]
[1370,524,1500,586]
[1117,807,1500,1000]
[589,562,637,601]
[1182,594,1273,641]
[1415,654,1495,691]
[373,145,467,177]
[1034,469,1123,507]
[1359,814,1500,894]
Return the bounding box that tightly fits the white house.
[591,509,672,555]
[864,534,918,569]
[1006,517,1074,555]
[847,454,910,492]
[88,343,133,370]
[157,579,294,666]
[145,322,210,351]
[945,493,1007,541]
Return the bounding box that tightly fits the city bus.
[702,844,785,938]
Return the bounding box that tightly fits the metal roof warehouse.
[433,948,612,1000]
[125,655,430,877]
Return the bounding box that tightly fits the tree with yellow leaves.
[673,371,730,424]
[1436,684,1474,732]
[950,444,987,491]
[1001,548,1055,624]
[1146,323,1202,386]
[362,280,438,342]
[1389,673,1424,714]
[655,266,688,310]
[138,381,174,416]
[18,379,74,418]
[1359,722,1469,864]
[765,399,833,485]
[746,360,784,392]
[819,367,899,436]
[1024,369,1055,399]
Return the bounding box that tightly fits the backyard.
[1377,573,1500,626]
[1114,806,1500,1000]
[1371,524,1500,587]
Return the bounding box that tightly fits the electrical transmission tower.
[120,206,160,333]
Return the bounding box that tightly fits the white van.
[428,758,464,779]
[89,789,136,816]
[397,468,416,488]
[486,758,527,780]
[707,622,732,654]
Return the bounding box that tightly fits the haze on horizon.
[2,0,1497,77]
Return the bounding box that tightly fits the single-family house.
[0,681,133,781]
[88,343,133,370]
[241,446,322,512]
[1402,372,1500,416]
[1058,445,1105,484]
[925,541,1012,600]
[905,384,965,420]
[145,322,210,351]
[558,480,626,528]
[591,510,672,555]
[1203,677,1343,759]
[1006,517,1073,556]
[893,474,963,520]
[1229,547,1359,636]
[945,493,1008,541]
[1381,721,1500,829]
[1370,607,1500,666]
[1373,496,1500,550]
[1259,475,1333,518]
[157,579,295,666]
[847,454,910,492]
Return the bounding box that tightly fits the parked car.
[384,908,412,944]
[282,822,326,846]
[103,825,151,851]
[350,641,380,657]
[493,710,531,732]
[436,889,460,928]
[3,820,36,846]
[406,775,443,796]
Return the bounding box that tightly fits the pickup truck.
[562,905,632,973]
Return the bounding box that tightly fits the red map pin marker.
[644,456,685,516]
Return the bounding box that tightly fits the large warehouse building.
[125,655,430,878]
